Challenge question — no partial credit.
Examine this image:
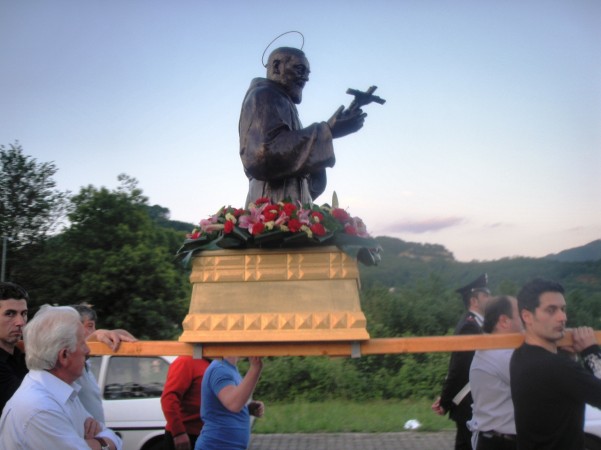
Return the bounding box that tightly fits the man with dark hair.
[432,273,491,450]
[510,278,601,449]
[469,296,522,449]
[0,282,29,416]
[239,46,366,207]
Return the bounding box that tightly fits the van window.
[103,356,170,400]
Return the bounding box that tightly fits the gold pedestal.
[179,246,369,343]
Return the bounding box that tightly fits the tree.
[0,142,70,281]
[0,142,69,250]
[26,175,190,339]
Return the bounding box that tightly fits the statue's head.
[266,47,310,104]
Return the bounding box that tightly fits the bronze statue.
[239,47,372,207]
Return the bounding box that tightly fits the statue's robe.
[239,78,335,207]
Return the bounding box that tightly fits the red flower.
[344,223,358,235]
[187,230,201,239]
[310,211,324,222]
[263,204,280,222]
[255,197,270,205]
[251,222,265,235]
[224,220,234,234]
[283,203,297,217]
[332,208,351,223]
[288,218,302,233]
[310,223,326,236]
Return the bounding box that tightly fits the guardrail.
[88,330,601,358]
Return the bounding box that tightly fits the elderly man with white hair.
[0,305,121,450]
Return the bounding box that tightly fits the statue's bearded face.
[276,53,310,104]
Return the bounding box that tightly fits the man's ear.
[499,314,509,329]
[520,309,532,327]
[56,348,68,366]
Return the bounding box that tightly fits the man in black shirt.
[510,278,601,449]
[0,282,29,416]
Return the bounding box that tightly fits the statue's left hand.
[327,106,367,139]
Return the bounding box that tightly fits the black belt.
[480,431,516,442]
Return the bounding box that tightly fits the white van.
[89,355,176,450]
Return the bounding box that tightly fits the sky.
[1,0,600,262]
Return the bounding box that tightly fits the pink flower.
[199,212,222,233]
[296,206,312,225]
[344,223,358,235]
[238,203,266,235]
[351,217,369,237]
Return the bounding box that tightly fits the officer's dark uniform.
[439,274,489,450]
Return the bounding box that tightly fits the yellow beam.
[87,331,601,357]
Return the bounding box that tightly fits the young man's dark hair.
[516,278,564,313]
[482,295,514,333]
[0,282,29,302]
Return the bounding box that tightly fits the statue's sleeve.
[239,86,336,182]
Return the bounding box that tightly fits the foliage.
[254,357,369,402]
[0,141,70,278]
[18,175,190,339]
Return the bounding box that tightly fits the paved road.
[248,431,456,450]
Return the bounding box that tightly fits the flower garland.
[176,197,380,266]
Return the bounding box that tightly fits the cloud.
[384,217,465,234]
[484,222,513,229]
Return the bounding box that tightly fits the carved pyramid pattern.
[185,312,366,332]
[181,246,369,343]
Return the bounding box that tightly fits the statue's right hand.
[327,105,367,139]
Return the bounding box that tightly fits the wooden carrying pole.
[88,331,601,358]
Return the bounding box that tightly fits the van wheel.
[141,438,165,450]
[585,434,601,450]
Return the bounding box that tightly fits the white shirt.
[468,348,516,435]
[0,370,121,450]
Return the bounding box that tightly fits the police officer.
[432,273,492,450]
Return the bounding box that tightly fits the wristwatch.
[94,437,110,450]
